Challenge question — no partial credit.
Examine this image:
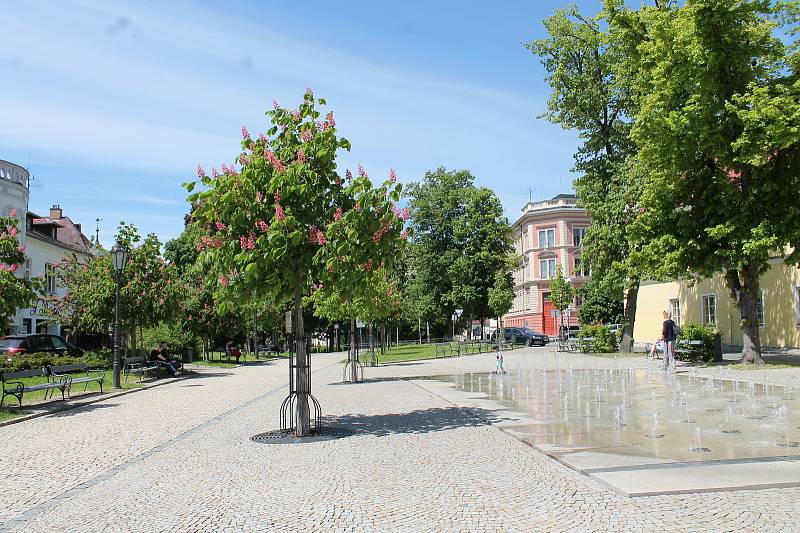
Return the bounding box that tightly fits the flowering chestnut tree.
[185,91,407,435]
[0,212,39,331]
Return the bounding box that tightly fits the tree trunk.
[726,264,764,364]
[480,318,485,340]
[293,279,311,437]
[619,283,639,353]
[350,318,358,382]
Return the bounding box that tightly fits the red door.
[542,293,556,336]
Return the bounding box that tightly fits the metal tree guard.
[279,335,321,433]
[342,318,364,383]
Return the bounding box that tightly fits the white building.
[1,160,95,335]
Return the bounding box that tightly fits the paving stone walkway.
[0,349,798,532]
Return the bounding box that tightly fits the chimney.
[50,204,62,220]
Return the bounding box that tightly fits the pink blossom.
[197,165,205,178]
[239,153,249,165]
[10,227,17,237]
[365,259,373,271]
[326,112,335,127]
[275,204,286,222]
[400,229,409,240]
[255,191,264,203]
[256,220,269,233]
[211,167,220,178]
[346,169,353,181]
[213,238,223,248]
[258,133,267,143]
[296,148,306,163]
[195,242,204,252]
[305,87,314,96]
[159,298,164,305]
[292,110,300,120]
[9,209,16,217]
[242,125,250,139]
[301,129,313,142]
[215,222,226,231]
[335,176,342,185]
[308,226,327,245]
[18,244,25,253]
[274,192,282,202]
[273,99,280,109]
[219,275,229,287]
[401,208,410,221]
[239,234,256,250]
[9,263,19,273]
[334,207,343,221]
[358,164,367,178]
[388,168,397,183]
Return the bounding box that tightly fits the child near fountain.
[494,352,506,374]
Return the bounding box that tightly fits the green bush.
[141,323,201,356]
[1,350,114,372]
[676,322,715,362]
[578,325,618,353]
[1,352,82,372]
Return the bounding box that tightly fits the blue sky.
[0,0,599,245]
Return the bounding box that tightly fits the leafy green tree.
[549,265,573,337]
[406,168,515,337]
[185,91,406,435]
[0,212,39,331]
[606,0,800,363]
[576,278,624,325]
[527,5,641,351]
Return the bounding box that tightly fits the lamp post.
[452,308,463,340]
[110,245,129,389]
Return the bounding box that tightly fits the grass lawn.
[190,351,291,367]
[348,342,519,364]
[0,407,29,422]
[728,361,800,370]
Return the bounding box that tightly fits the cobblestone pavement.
[1,349,799,532]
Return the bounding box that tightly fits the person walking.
[662,310,678,370]
[493,352,506,374]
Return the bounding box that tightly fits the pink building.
[503,194,591,336]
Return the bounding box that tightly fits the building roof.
[26,211,93,254]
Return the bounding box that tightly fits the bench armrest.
[3,380,25,391]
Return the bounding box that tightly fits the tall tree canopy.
[185,91,407,434]
[528,5,641,350]
[0,212,39,331]
[607,0,800,363]
[405,168,516,335]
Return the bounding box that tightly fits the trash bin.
[183,347,194,364]
[713,334,722,362]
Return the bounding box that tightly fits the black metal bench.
[123,356,160,383]
[675,339,705,363]
[1,368,68,407]
[47,364,105,397]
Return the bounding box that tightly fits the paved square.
[1,350,799,532]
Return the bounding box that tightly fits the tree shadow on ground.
[48,403,118,417]
[322,406,504,437]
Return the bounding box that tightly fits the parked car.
[491,327,550,347]
[559,325,581,340]
[0,334,85,359]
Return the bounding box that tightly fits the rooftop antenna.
[95,218,102,244]
[528,186,536,204]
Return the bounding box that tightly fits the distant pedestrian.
[662,311,678,370]
[493,352,506,374]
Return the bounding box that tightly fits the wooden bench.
[578,337,596,353]
[123,356,161,383]
[1,368,68,407]
[675,339,706,363]
[47,364,105,397]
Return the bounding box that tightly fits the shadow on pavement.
[322,406,499,437]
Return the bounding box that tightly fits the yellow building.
[634,259,800,349]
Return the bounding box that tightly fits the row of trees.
[530,0,800,363]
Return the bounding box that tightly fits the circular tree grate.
[250,427,355,445]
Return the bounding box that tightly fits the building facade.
[2,160,94,335]
[502,194,592,336]
[634,258,800,349]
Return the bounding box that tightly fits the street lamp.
[452,308,463,340]
[110,244,129,389]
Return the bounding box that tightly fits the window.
[23,319,32,334]
[702,294,716,326]
[538,228,555,248]
[669,298,681,326]
[575,294,582,307]
[539,258,556,279]
[574,257,590,277]
[522,229,529,250]
[573,227,587,246]
[757,291,765,328]
[45,264,57,294]
[24,258,31,279]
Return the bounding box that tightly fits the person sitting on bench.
[150,341,180,376]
